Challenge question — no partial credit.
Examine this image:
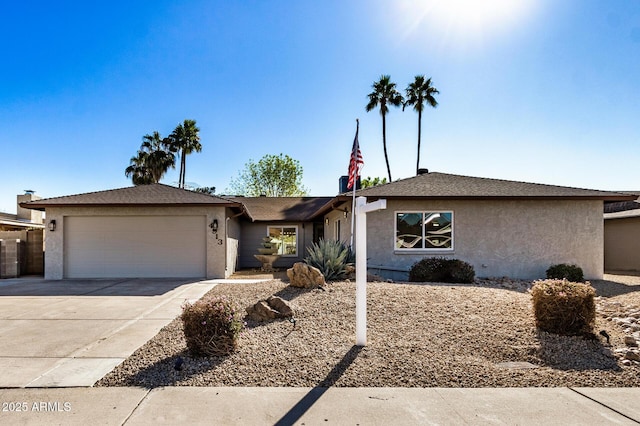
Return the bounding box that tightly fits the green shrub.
[181,296,244,357]
[408,257,475,283]
[304,239,354,281]
[531,279,595,335]
[546,263,584,282]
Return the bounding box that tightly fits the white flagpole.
[350,119,359,248]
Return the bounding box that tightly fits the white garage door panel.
[65,216,206,278]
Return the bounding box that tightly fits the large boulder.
[246,296,294,322]
[287,262,325,288]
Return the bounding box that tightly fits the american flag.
[347,120,364,190]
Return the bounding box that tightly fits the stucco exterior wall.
[604,216,640,272]
[225,210,241,277]
[323,201,352,244]
[44,206,227,279]
[338,199,603,280]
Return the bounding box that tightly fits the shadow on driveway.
[591,273,640,297]
[0,278,206,297]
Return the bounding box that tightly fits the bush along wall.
[546,263,585,283]
[408,257,475,284]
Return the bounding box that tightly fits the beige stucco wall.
[604,216,640,272]
[44,206,227,280]
[323,201,352,245]
[334,199,603,280]
[225,210,241,277]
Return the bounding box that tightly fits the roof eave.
[20,202,241,211]
[333,194,637,202]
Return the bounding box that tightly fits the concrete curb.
[0,387,638,425]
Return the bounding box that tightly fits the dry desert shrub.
[531,279,595,335]
[181,296,245,357]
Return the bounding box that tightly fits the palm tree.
[169,119,201,189]
[125,151,154,185]
[140,131,176,183]
[366,75,404,182]
[404,76,439,174]
[125,131,175,185]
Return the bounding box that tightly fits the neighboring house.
[1,193,45,277]
[604,193,640,273]
[0,193,45,231]
[22,172,635,281]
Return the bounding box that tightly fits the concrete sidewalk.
[0,387,638,425]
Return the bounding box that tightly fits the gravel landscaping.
[96,275,640,388]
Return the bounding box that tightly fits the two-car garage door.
[64,216,206,278]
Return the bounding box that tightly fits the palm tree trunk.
[382,113,392,182]
[178,150,186,188]
[416,109,422,175]
[181,154,186,188]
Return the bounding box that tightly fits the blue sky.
[2,0,639,213]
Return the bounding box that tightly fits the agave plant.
[304,239,355,281]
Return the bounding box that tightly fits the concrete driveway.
[0,277,220,387]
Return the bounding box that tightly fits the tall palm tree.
[125,151,154,185]
[170,119,201,189]
[404,76,439,174]
[125,131,175,185]
[140,131,176,183]
[366,75,404,182]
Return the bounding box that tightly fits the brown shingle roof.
[338,172,636,200]
[226,197,333,221]
[22,184,240,210]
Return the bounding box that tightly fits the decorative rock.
[246,301,279,321]
[624,336,638,347]
[287,262,325,288]
[624,351,640,361]
[345,264,356,279]
[246,296,294,322]
[267,296,294,317]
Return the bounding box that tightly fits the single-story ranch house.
[22,172,635,281]
[604,194,640,273]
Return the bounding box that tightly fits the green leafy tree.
[125,131,175,185]
[169,119,201,189]
[365,75,404,182]
[228,153,308,196]
[404,75,439,174]
[360,176,388,188]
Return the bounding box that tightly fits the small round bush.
[181,296,244,357]
[546,263,584,283]
[448,259,476,283]
[531,279,595,335]
[409,257,475,283]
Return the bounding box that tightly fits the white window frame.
[394,211,454,252]
[267,225,299,257]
